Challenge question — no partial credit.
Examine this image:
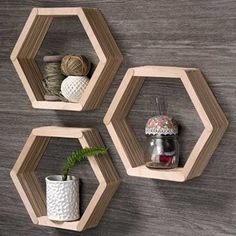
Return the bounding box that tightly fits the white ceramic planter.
[45,175,80,221]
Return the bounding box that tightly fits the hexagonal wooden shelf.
[10,7,123,111]
[10,126,120,232]
[104,66,228,182]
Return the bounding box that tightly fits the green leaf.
[62,147,107,181]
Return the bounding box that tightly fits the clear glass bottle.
[145,98,179,169]
[146,134,179,169]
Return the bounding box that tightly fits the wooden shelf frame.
[10,7,123,111]
[104,66,228,182]
[10,126,120,232]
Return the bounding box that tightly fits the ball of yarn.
[61,76,89,102]
[61,55,91,76]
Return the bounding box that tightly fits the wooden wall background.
[0,0,235,235]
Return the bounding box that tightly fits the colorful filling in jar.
[145,115,179,169]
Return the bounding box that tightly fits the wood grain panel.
[1,0,236,235]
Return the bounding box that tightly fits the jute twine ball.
[43,55,65,101]
[61,55,91,76]
[61,76,89,102]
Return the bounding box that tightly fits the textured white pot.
[46,175,80,221]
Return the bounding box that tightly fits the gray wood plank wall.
[0,0,235,235]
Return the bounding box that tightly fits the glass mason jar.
[145,114,179,169]
[146,134,179,169]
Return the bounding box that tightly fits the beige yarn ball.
[61,55,91,76]
[61,76,89,102]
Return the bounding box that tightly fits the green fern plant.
[62,147,107,181]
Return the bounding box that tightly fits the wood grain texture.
[10,126,120,231]
[104,66,228,181]
[1,0,236,235]
[11,7,123,111]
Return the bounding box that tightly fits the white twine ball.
[61,76,89,102]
